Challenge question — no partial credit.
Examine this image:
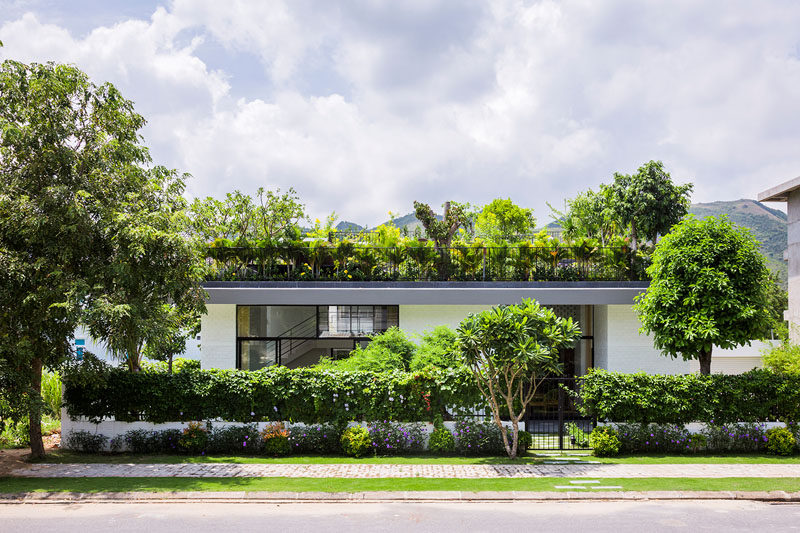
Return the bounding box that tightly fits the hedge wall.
[62,366,485,424]
[575,369,800,424]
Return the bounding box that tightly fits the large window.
[236,305,399,370]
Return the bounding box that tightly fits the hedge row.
[575,369,800,424]
[62,366,485,424]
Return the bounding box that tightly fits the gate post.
[557,380,565,450]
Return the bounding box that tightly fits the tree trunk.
[28,357,45,460]
[698,348,712,375]
[168,354,174,374]
[630,219,638,252]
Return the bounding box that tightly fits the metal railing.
[204,244,650,282]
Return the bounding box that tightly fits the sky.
[1,0,799,226]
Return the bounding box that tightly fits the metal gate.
[524,377,594,450]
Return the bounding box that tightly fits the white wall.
[595,305,691,374]
[74,326,202,364]
[399,305,491,338]
[200,304,236,369]
[687,341,767,374]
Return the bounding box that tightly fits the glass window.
[239,340,277,370]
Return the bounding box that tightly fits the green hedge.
[63,366,484,424]
[575,369,800,424]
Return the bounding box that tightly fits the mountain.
[336,220,365,232]
[373,212,441,232]
[689,199,787,284]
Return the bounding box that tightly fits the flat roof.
[201,281,649,306]
[758,175,800,202]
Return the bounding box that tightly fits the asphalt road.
[2,501,800,532]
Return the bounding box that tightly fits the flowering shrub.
[65,430,108,453]
[341,426,371,457]
[208,424,261,455]
[765,427,796,456]
[178,421,208,454]
[702,423,768,453]
[261,422,290,455]
[288,423,343,454]
[123,429,181,454]
[367,420,426,455]
[453,420,504,455]
[614,423,693,454]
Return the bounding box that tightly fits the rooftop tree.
[0,59,198,457]
[635,215,773,374]
[609,160,693,250]
[474,198,536,242]
[413,200,471,248]
[456,299,580,459]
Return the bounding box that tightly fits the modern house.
[198,242,765,375]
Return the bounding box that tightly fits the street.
[2,500,800,532]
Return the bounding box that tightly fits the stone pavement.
[12,462,800,478]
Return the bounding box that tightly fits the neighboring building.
[198,244,763,375]
[759,177,798,342]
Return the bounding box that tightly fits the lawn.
[36,450,800,465]
[2,476,800,494]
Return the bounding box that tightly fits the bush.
[702,423,768,453]
[453,420,504,456]
[575,369,800,424]
[207,424,261,455]
[367,420,426,455]
[766,427,796,456]
[41,370,62,418]
[262,422,290,455]
[517,430,532,451]
[590,426,620,457]
[687,433,707,453]
[123,429,165,454]
[762,339,800,374]
[0,419,30,448]
[62,366,484,425]
[178,422,208,454]
[428,427,456,454]
[65,430,108,453]
[409,326,460,371]
[566,422,590,448]
[614,423,692,454]
[287,423,342,454]
[341,426,371,457]
[317,328,416,372]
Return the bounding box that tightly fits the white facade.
[200,304,236,369]
[74,326,202,364]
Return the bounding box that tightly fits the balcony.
[204,242,650,283]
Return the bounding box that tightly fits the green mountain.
[373,212,441,232]
[336,221,365,232]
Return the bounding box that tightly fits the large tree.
[0,60,196,457]
[634,215,773,374]
[474,198,535,242]
[610,160,693,250]
[413,200,471,248]
[456,299,580,459]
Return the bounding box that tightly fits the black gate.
[524,377,594,450]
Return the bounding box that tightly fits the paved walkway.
[13,463,800,478]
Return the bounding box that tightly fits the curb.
[2,490,800,503]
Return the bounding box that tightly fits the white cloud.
[1,1,800,224]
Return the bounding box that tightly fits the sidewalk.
[13,462,800,478]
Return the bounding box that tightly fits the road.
[2,500,800,532]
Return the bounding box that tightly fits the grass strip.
[37,450,800,465]
[3,477,800,494]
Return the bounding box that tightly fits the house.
[198,242,765,375]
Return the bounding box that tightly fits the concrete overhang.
[202,281,649,306]
[758,175,800,202]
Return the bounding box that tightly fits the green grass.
[38,450,800,465]
[2,477,800,494]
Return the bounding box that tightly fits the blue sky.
[1,1,799,225]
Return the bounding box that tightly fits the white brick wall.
[597,304,690,374]
[200,304,236,369]
[398,305,491,338]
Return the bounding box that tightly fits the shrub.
[766,427,796,456]
[702,423,769,453]
[409,326,460,371]
[367,420,426,455]
[453,420,504,456]
[287,423,342,454]
[41,370,62,418]
[687,433,707,453]
[428,427,456,454]
[0,420,29,448]
[262,422,290,455]
[207,424,261,455]
[341,426,371,457]
[65,430,108,453]
[123,429,162,454]
[318,328,416,372]
[517,430,532,451]
[590,426,620,457]
[614,423,691,454]
[178,422,208,454]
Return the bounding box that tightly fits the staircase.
[275,315,318,366]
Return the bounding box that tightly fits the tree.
[474,198,535,241]
[456,299,580,459]
[609,161,693,250]
[634,215,773,375]
[142,305,199,374]
[413,201,470,248]
[0,60,194,457]
[550,186,621,245]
